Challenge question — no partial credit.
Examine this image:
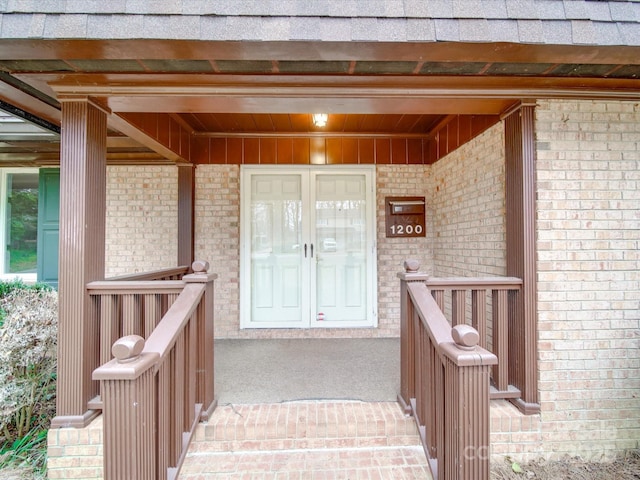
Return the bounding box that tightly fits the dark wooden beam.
[0,77,61,126]
[177,165,194,267]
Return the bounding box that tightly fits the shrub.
[0,285,57,477]
[0,280,51,328]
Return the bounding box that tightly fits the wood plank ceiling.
[180,112,444,135]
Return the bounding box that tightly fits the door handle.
[303,243,314,258]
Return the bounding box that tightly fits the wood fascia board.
[108,112,190,164]
[46,73,640,97]
[35,72,640,118]
[2,39,640,65]
[43,75,640,115]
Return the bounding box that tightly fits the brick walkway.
[179,401,432,479]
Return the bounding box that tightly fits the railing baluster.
[185,313,197,430]
[426,330,437,460]
[472,289,487,349]
[452,289,466,326]
[144,293,163,336]
[99,294,120,367]
[435,356,445,477]
[414,311,424,426]
[168,292,179,308]
[157,361,170,480]
[172,339,182,466]
[492,289,509,392]
[122,293,141,336]
[432,289,445,311]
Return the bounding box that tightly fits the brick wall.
[535,99,640,458]
[47,416,103,479]
[424,123,507,364]
[376,165,433,336]
[194,164,241,338]
[430,122,507,277]
[105,166,178,277]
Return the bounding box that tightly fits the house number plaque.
[385,196,426,238]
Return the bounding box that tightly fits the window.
[0,169,39,281]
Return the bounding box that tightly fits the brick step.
[179,445,431,479]
[180,401,432,479]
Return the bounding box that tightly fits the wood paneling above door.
[180,113,444,135]
[189,114,500,165]
[193,136,429,165]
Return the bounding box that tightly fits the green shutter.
[37,168,59,288]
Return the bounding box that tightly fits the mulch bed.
[491,450,640,479]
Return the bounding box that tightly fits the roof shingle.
[0,1,637,46]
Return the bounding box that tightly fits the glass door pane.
[248,174,306,325]
[4,173,38,274]
[313,173,368,325]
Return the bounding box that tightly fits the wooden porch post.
[183,260,217,420]
[51,98,107,428]
[504,103,539,414]
[177,165,194,267]
[397,259,429,413]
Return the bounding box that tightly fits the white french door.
[240,166,377,329]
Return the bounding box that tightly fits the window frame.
[0,168,39,282]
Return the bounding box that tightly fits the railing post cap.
[191,260,210,273]
[112,335,145,363]
[451,324,480,350]
[404,259,420,272]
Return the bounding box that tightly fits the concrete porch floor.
[214,338,400,405]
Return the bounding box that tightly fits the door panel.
[241,166,376,329]
[248,174,305,325]
[37,168,60,288]
[312,173,368,326]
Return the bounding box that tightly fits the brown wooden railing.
[93,261,216,480]
[105,265,190,281]
[84,267,191,411]
[87,280,185,374]
[399,260,498,480]
[425,276,522,399]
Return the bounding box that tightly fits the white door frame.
[240,165,377,329]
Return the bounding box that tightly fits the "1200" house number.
[389,223,423,235]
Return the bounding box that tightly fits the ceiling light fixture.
[312,113,328,128]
